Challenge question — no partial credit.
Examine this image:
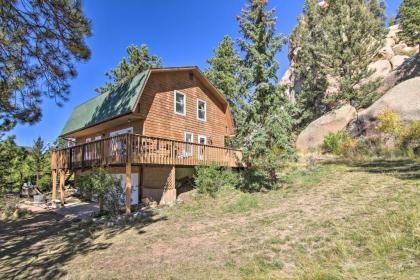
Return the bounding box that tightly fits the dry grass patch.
[0,160,419,279]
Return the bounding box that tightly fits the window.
[66,138,76,148]
[174,91,186,115]
[184,132,193,157]
[197,99,206,121]
[198,135,206,145]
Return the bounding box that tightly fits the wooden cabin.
[51,66,242,212]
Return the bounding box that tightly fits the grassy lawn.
[0,160,419,279]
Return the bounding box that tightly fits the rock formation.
[282,25,419,102]
[350,77,420,137]
[296,104,357,152]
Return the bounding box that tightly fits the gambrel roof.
[60,67,233,137]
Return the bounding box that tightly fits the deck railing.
[51,134,242,170]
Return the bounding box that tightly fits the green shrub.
[76,168,122,216]
[322,131,351,155]
[239,167,272,192]
[377,109,420,157]
[194,165,239,197]
[400,121,420,155]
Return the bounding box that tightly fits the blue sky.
[10,0,402,147]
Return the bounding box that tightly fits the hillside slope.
[1,160,419,279]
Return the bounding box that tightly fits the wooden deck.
[51,134,242,170]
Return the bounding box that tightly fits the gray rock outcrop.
[350,77,420,137]
[296,104,357,152]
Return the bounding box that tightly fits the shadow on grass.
[348,159,420,181]
[0,209,165,279]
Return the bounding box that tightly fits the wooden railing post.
[81,144,85,169]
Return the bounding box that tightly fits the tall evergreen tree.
[205,36,242,125]
[0,0,91,131]
[0,136,24,192]
[289,0,329,129]
[237,0,295,182]
[397,0,420,46]
[97,44,162,94]
[320,0,386,109]
[290,0,385,127]
[30,137,47,187]
[367,0,387,22]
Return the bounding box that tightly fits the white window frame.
[198,135,206,145]
[94,135,102,141]
[184,132,193,157]
[174,90,186,116]
[85,138,92,143]
[196,99,207,121]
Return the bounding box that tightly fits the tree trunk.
[36,171,40,187]
[268,168,277,183]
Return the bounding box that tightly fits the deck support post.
[125,133,133,213]
[125,162,132,213]
[52,169,57,201]
[59,169,65,206]
[160,165,176,205]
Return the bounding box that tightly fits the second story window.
[197,99,206,121]
[174,91,186,116]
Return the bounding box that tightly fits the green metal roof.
[60,70,149,136]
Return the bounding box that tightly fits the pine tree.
[367,0,387,22]
[0,0,91,131]
[237,0,295,183]
[0,136,24,192]
[31,137,47,187]
[290,0,329,129]
[320,0,386,109]
[397,0,420,46]
[205,36,242,125]
[97,44,162,94]
[290,0,386,124]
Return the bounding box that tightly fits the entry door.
[112,173,139,205]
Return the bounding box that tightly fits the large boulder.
[378,45,394,60]
[380,53,420,93]
[387,24,400,42]
[351,77,420,136]
[392,43,407,54]
[390,55,409,70]
[296,104,357,152]
[368,60,392,81]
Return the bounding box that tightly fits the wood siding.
[138,71,229,147]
